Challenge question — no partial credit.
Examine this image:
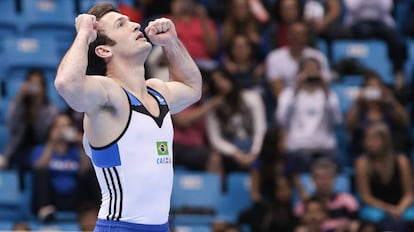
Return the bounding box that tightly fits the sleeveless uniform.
[83,87,173,232]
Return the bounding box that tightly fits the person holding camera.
[0,69,58,178]
[30,113,92,222]
[276,57,342,172]
[346,70,410,157]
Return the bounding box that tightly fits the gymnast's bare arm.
[55,14,116,116]
[144,18,202,114]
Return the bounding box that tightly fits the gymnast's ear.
[95,45,112,59]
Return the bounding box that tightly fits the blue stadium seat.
[171,172,221,225]
[317,39,328,57]
[217,172,252,223]
[0,36,59,103]
[300,172,351,194]
[3,78,24,100]
[1,36,60,78]
[21,0,76,35]
[335,123,351,168]
[332,40,393,84]
[54,211,78,222]
[0,0,21,39]
[0,170,24,220]
[330,83,360,113]
[0,221,13,230]
[174,225,211,232]
[29,221,81,231]
[80,0,119,13]
[0,99,9,124]
[394,1,411,34]
[340,75,364,86]
[404,39,414,83]
[0,124,9,153]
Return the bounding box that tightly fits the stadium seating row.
[0,0,122,37]
[0,169,351,229]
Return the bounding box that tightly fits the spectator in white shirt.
[266,22,331,100]
[276,57,341,172]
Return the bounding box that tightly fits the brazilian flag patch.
[157,141,169,155]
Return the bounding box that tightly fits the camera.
[305,76,322,84]
[362,86,382,101]
[62,127,77,142]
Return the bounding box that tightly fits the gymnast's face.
[96,12,151,60]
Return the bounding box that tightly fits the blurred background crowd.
[0,0,413,231]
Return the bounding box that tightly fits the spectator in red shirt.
[166,0,219,65]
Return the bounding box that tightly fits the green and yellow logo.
[157,141,169,155]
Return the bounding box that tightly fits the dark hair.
[258,124,284,164]
[86,3,118,76]
[255,125,286,199]
[206,68,253,140]
[362,70,383,88]
[207,68,247,121]
[303,196,327,213]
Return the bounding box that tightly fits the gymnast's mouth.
[135,32,144,40]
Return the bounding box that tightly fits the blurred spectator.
[303,0,350,41]
[239,175,298,232]
[266,22,331,100]
[30,113,92,222]
[223,34,265,91]
[206,68,266,172]
[166,0,219,67]
[295,158,360,232]
[12,222,31,231]
[271,0,302,48]
[295,197,329,232]
[212,221,241,232]
[221,0,269,59]
[355,122,414,232]
[1,69,58,182]
[172,75,223,174]
[343,0,407,81]
[346,71,411,157]
[276,57,341,172]
[357,222,380,232]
